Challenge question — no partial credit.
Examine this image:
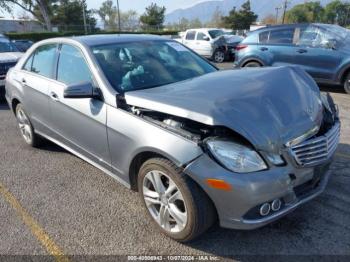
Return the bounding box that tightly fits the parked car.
[11,39,34,52]
[234,23,350,94]
[180,28,241,63]
[0,36,23,100]
[5,35,340,242]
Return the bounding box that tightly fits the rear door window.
[259,31,270,44]
[29,44,57,78]
[185,31,196,40]
[269,29,295,44]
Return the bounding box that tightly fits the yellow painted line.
[0,182,70,262]
[336,153,350,160]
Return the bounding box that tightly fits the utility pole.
[82,0,87,34]
[282,0,290,24]
[275,6,282,24]
[116,0,121,32]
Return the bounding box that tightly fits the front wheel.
[138,158,216,242]
[343,73,350,94]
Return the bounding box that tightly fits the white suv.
[0,36,23,99]
[181,28,228,63]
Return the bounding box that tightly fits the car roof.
[250,23,333,34]
[71,34,166,46]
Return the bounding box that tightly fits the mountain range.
[165,0,333,24]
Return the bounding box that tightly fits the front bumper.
[184,154,332,230]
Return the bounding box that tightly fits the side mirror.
[203,36,210,41]
[64,81,99,99]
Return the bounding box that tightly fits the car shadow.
[319,84,345,94]
[186,143,350,257]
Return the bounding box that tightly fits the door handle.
[21,78,27,84]
[297,49,307,53]
[50,92,59,102]
[260,47,268,51]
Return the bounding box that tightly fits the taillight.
[235,44,248,51]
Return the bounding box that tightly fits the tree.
[189,18,202,28]
[222,0,257,30]
[140,3,166,30]
[0,0,52,30]
[323,0,350,26]
[261,14,277,25]
[285,1,324,23]
[178,17,189,31]
[206,6,224,27]
[96,0,117,30]
[96,0,139,31]
[49,0,96,32]
[120,10,139,30]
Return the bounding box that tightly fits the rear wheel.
[138,158,216,242]
[15,104,43,147]
[243,61,262,68]
[213,50,225,63]
[343,73,350,94]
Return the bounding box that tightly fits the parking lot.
[0,63,349,259]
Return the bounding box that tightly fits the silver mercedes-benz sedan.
[5,35,340,242]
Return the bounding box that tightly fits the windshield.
[92,40,217,93]
[208,30,225,39]
[0,39,19,53]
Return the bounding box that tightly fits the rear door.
[183,30,197,52]
[259,27,297,66]
[48,44,110,170]
[293,25,342,81]
[19,44,58,135]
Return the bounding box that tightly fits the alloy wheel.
[143,170,187,233]
[16,107,32,144]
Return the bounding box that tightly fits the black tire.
[138,158,216,242]
[243,61,262,68]
[343,73,350,94]
[15,103,43,147]
[213,50,225,63]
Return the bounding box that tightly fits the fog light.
[271,199,282,211]
[260,203,271,216]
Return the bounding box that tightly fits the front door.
[294,25,342,81]
[48,44,110,170]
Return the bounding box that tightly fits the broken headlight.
[206,139,267,173]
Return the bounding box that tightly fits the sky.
[0,0,210,18]
[86,0,209,14]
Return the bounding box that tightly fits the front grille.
[0,62,17,77]
[290,122,340,167]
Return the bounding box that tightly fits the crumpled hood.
[125,66,323,152]
[0,52,23,63]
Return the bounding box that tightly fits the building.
[0,18,44,33]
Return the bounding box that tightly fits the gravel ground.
[0,63,349,260]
